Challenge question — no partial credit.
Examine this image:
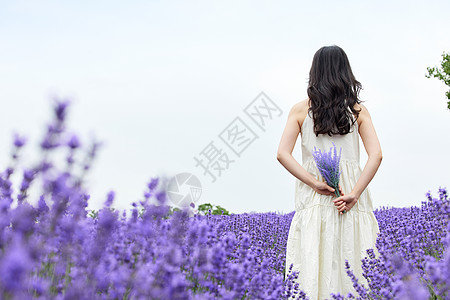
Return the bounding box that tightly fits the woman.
[277,45,382,299]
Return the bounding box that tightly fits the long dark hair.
[307,45,363,136]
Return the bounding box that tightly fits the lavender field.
[0,98,449,300]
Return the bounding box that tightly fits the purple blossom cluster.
[328,188,450,300]
[0,98,305,299]
[312,142,343,197]
[0,97,448,299]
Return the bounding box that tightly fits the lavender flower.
[13,132,27,148]
[1,95,449,300]
[67,133,81,149]
[312,142,342,197]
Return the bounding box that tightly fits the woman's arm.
[277,101,336,196]
[351,104,383,199]
[334,104,383,213]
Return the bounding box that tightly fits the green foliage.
[426,51,450,109]
[197,203,230,215]
[137,205,181,219]
[88,209,98,219]
[88,204,228,220]
[167,206,181,217]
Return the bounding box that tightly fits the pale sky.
[0,0,449,214]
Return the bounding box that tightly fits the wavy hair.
[307,45,363,136]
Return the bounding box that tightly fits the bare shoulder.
[289,98,309,131]
[352,102,371,127]
[290,98,309,113]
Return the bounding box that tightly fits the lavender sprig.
[312,142,342,197]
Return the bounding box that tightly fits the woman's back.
[292,100,376,214]
[300,102,360,166]
[283,99,380,299]
[278,45,383,299]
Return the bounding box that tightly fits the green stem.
[334,187,341,198]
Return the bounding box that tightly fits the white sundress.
[284,108,381,300]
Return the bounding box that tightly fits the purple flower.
[312,142,342,197]
[37,195,49,215]
[104,190,115,207]
[10,202,37,235]
[30,275,50,297]
[147,177,159,191]
[144,177,160,202]
[40,135,60,150]
[97,207,118,233]
[53,98,70,122]
[13,132,27,148]
[67,133,81,149]
[0,236,33,292]
[156,190,167,204]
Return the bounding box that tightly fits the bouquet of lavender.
[312,142,342,197]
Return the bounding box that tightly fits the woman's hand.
[332,193,358,215]
[312,181,343,197]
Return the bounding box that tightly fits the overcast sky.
[0,0,449,214]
